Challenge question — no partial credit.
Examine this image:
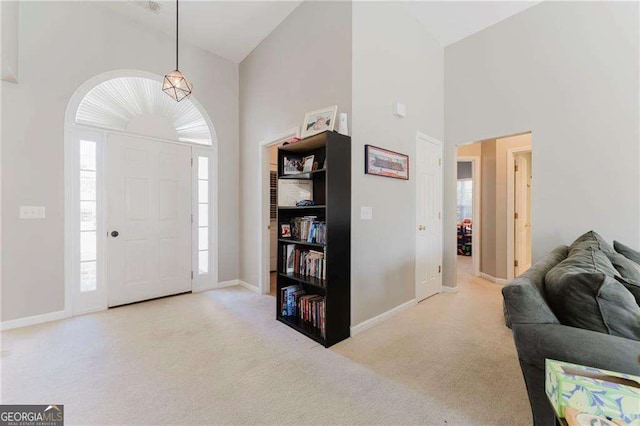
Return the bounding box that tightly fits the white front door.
[514,153,532,277]
[107,134,192,307]
[416,133,443,302]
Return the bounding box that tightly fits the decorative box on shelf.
[545,359,640,425]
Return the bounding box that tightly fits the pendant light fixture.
[163,0,193,102]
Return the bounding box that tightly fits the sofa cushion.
[606,250,640,281]
[615,276,640,306]
[545,271,640,340]
[569,231,614,256]
[614,240,640,265]
[547,246,619,280]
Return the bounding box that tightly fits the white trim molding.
[441,285,460,294]
[350,299,417,337]
[506,145,532,282]
[456,155,481,277]
[480,273,508,285]
[193,279,240,292]
[258,127,300,295]
[216,279,240,289]
[1,310,70,331]
[63,69,219,319]
[239,280,261,294]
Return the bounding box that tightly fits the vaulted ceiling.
[406,1,541,46]
[100,1,541,63]
[99,1,302,63]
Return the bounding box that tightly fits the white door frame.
[456,156,481,277]
[415,131,444,299]
[65,126,218,315]
[506,147,532,281]
[258,127,300,295]
[64,71,219,317]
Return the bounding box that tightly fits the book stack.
[283,245,326,281]
[280,285,326,338]
[290,216,327,244]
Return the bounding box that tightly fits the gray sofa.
[502,246,640,425]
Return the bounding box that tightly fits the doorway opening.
[65,70,218,316]
[258,128,300,296]
[268,143,282,296]
[455,132,532,285]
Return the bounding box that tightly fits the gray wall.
[1,2,240,322]
[445,1,640,264]
[238,1,352,289]
[351,2,444,324]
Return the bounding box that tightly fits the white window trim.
[65,70,219,317]
[67,128,108,315]
[192,147,219,292]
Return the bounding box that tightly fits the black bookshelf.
[276,131,351,347]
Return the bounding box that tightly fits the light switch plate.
[360,206,373,220]
[20,206,46,219]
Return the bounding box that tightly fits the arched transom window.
[75,77,213,145]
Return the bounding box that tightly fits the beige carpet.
[1,259,530,425]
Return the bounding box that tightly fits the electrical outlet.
[20,206,46,219]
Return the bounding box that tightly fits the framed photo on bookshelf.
[364,145,409,180]
[302,155,315,172]
[280,223,292,238]
[301,105,338,138]
[283,156,304,175]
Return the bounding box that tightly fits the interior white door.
[514,153,531,276]
[416,134,443,302]
[107,134,192,307]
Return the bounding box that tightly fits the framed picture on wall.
[301,105,338,138]
[364,145,409,180]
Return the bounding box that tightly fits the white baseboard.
[480,273,508,285]
[216,279,239,289]
[193,279,243,293]
[238,280,261,294]
[193,282,217,293]
[350,298,417,337]
[441,285,459,293]
[1,309,70,331]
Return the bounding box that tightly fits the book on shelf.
[289,216,327,244]
[280,286,326,338]
[283,244,326,281]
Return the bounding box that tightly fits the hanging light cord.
[175,0,179,70]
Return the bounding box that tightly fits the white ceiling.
[99,1,302,63]
[406,1,542,47]
[100,1,541,63]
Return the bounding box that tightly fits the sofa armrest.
[512,323,640,425]
[512,323,640,374]
[503,282,560,327]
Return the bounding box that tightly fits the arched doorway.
[64,70,218,315]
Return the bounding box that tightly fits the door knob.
[111,231,119,237]
[418,225,426,231]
